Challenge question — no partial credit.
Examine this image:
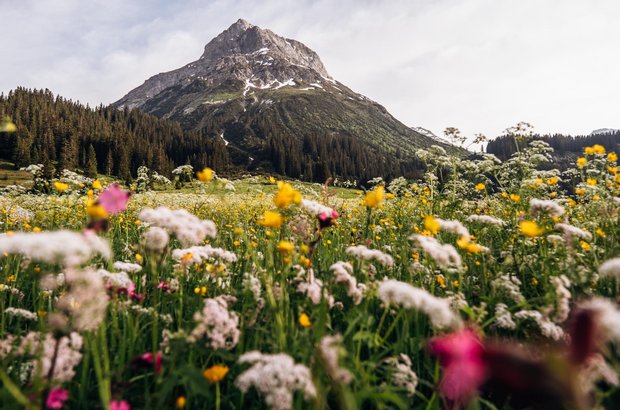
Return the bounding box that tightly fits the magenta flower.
[46,388,69,409]
[98,184,131,214]
[110,400,131,410]
[141,352,163,374]
[429,328,486,402]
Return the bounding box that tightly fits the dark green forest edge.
[1,88,428,183]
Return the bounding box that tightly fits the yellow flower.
[135,253,143,264]
[584,146,595,155]
[580,241,591,251]
[299,313,312,328]
[197,167,214,182]
[54,182,69,192]
[546,177,559,185]
[274,182,302,208]
[509,194,521,202]
[276,240,294,255]
[424,215,440,235]
[257,211,283,228]
[363,186,385,208]
[592,144,606,155]
[519,220,543,238]
[92,179,102,190]
[87,199,108,219]
[608,152,618,162]
[436,275,446,288]
[203,365,229,384]
[596,228,606,237]
[577,157,587,168]
[608,166,617,174]
[269,176,276,184]
[586,178,597,186]
[386,193,395,199]
[456,236,483,253]
[575,188,586,196]
[501,192,508,198]
[474,183,485,191]
[176,396,187,409]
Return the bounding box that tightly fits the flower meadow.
[1,141,620,409]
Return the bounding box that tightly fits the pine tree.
[85,144,98,177]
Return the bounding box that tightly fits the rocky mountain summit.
[115,19,459,180]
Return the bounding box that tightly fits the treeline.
[487,131,620,161]
[0,88,230,179]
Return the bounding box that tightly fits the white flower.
[555,223,592,241]
[56,268,110,331]
[377,279,461,329]
[598,257,620,279]
[4,307,37,321]
[491,274,524,303]
[98,269,134,290]
[112,261,143,273]
[143,226,170,253]
[578,297,620,342]
[514,310,564,340]
[409,234,462,269]
[188,295,240,350]
[236,351,316,410]
[466,214,505,226]
[494,303,516,329]
[529,198,565,217]
[300,199,335,217]
[172,245,237,264]
[436,218,470,239]
[329,261,366,305]
[139,207,217,246]
[0,230,111,266]
[318,334,352,384]
[384,354,418,397]
[551,275,571,323]
[16,332,83,384]
[345,245,393,268]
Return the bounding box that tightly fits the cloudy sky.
[1,0,619,140]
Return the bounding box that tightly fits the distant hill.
[115,19,465,182]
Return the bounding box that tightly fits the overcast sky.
[1,0,619,140]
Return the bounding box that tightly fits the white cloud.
[1,0,619,140]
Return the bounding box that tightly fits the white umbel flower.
[466,214,505,226]
[377,279,461,329]
[410,234,462,269]
[0,230,110,266]
[345,245,393,268]
[138,207,217,246]
[529,198,565,217]
[598,257,620,279]
[236,351,317,410]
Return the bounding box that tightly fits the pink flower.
[429,328,486,402]
[98,184,131,214]
[110,400,131,410]
[46,388,69,409]
[141,352,163,374]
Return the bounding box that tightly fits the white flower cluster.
[236,351,317,410]
[16,332,83,384]
[172,164,194,175]
[514,310,564,341]
[98,269,134,290]
[4,307,37,321]
[59,169,92,186]
[493,303,516,329]
[529,198,565,217]
[377,279,461,329]
[598,257,620,279]
[383,354,418,397]
[410,235,462,270]
[551,275,571,322]
[56,268,110,331]
[578,297,620,342]
[465,214,505,226]
[188,295,240,350]
[554,223,592,241]
[300,199,334,217]
[491,274,524,303]
[319,334,352,384]
[112,261,143,273]
[139,207,217,246]
[329,261,366,305]
[436,218,471,239]
[143,226,170,253]
[0,230,111,266]
[345,245,394,268]
[0,196,32,221]
[294,267,334,306]
[172,245,237,264]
